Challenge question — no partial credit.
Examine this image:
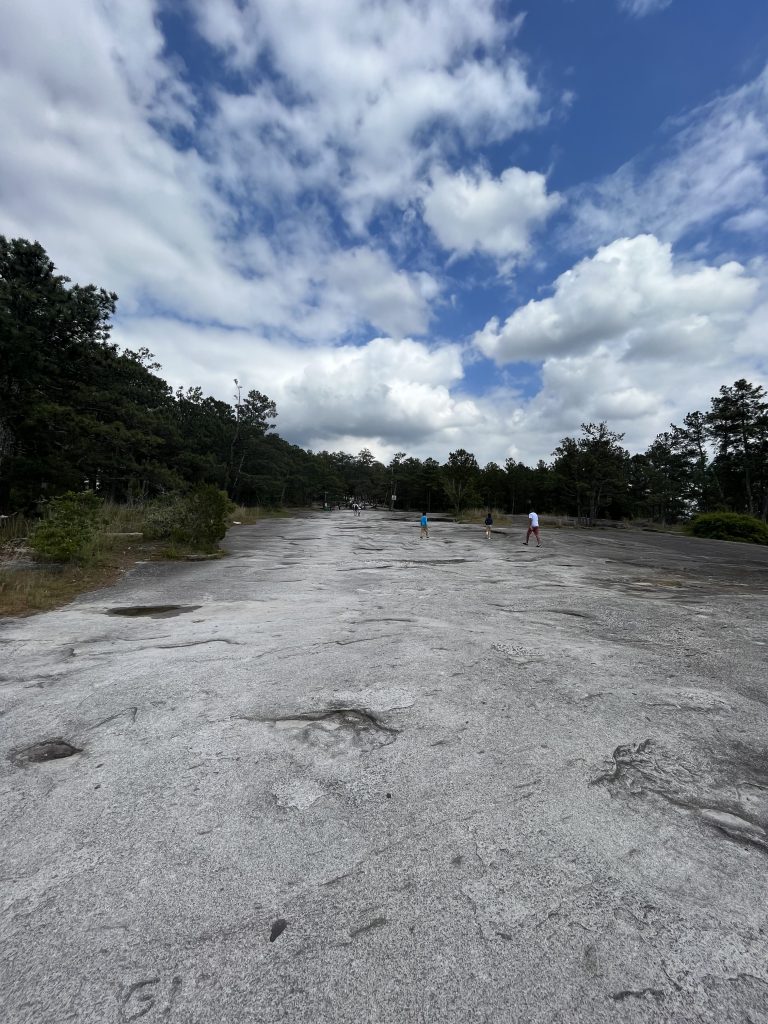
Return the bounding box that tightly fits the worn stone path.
[2,511,768,1023]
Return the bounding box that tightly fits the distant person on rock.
[484,511,493,540]
[524,509,542,547]
[420,512,429,539]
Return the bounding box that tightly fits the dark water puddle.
[107,605,201,618]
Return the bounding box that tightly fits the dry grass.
[0,512,32,543]
[2,501,312,617]
[2,563,118,616]
[231,504,292,525]
[0,502,191,617]
[458,508,526,527]
[0,541,153,617]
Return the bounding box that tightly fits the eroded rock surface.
[1,511,768,1023]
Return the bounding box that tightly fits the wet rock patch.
[10,738,82,766]
[107,605,201,618]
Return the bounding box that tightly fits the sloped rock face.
[2,512,768,1023]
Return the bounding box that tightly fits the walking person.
[484,511,493,540]
[524,509,542,547]
[420,512,429,539]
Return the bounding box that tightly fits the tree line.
[2,237,767,522]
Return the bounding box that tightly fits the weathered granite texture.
[2,511,767,1023]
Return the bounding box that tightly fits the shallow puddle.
[106,604,201,618]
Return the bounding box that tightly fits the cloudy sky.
[2,0,767,465]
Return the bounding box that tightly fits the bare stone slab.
[1,510,768,1022]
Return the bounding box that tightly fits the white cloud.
[0,1,254,319]
[423,166,562,261]
[2,0,765,473]
[311,250,439,339]
[724,207,768,233]
[0,0,443,342]
[476,234,760,363]
[508,335,768,466]
[0,0,546,349]
[568,66,768,249]
[106,239,768,466]
[111,317,503,458]
[473,234,768,463]
[618,0,672,17]
[191,0,543,229]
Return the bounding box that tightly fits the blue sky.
[1,0,767,465]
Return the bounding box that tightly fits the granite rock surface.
[1,511,768,1023]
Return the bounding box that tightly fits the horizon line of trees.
[2,236,767,523]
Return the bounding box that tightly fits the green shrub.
[174,485,233,549]
[142,486,233,551]
[29,491,103,562]
[687,512,768,545]
[142,494,187,541]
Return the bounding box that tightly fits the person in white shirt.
[524,509,542,547]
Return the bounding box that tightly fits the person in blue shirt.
[420,512,429,539]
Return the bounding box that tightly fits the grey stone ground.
[1,511,768,1024]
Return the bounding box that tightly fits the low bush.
[142,494,188,541]
[687,511,768,545]
[143,486,234,551]
[28,491,103,562]
[175,485,233,549]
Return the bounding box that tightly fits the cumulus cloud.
[423,166,562,261]
[473,235,767,463]
[0,1,225,308]
[311,250,439,340]
[3,0,765,472]
[507,333,767,466]
[567,66,768,250]
[0,0,446,341]
[191,0,543,228]
[475,234,760,363]
[0,0,547,347]
[111,318,502,458]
